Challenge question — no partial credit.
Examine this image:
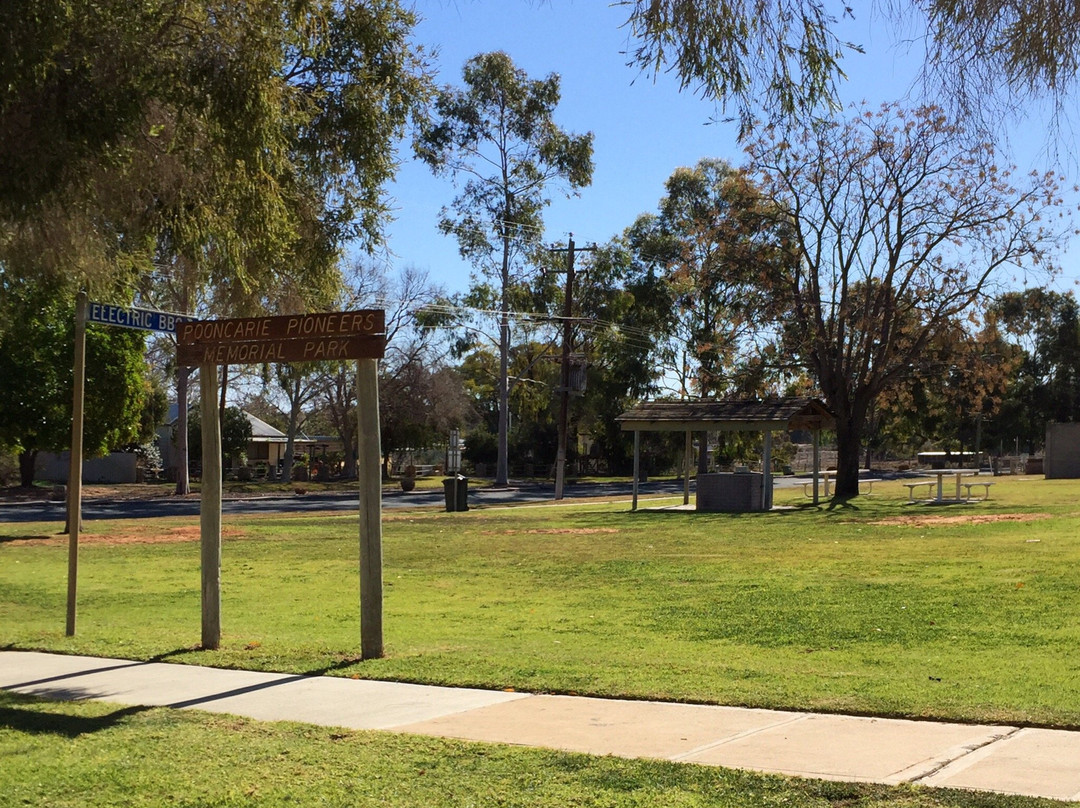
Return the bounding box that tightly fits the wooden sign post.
[356,358,383,659]
[199,364,222,649]
[66,292,88,636]
[65,300,194,635]
[177,310,386,656]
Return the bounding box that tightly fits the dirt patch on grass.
[6,525,245,547]
[870,512,1051,527]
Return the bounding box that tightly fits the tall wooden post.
[357,358,383,659]
[65,291,88,636]
[200,363,222,649]
[631,430,640,512]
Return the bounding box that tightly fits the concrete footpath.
[2,651,1079,802]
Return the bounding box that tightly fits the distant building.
[158,404,315,476]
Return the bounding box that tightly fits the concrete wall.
[36,451,138,484]
[1045,422,1080,479]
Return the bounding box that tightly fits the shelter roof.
[616,398,834,433]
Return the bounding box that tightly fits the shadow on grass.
[0,534,55,544]
[0,691,149,737]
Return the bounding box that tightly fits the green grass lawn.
[2,475,1079,728]
[0,691,1064,808]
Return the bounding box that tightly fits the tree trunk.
[696,431,709,475]
[281,378,301,483]
[218,364,228,425]
[175,367,190,495]
[18,450,37,488]
[341,414,357,478]
[833,418,863,498]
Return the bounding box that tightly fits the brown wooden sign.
[176,309,386,366]
[177,333,385,366]
[177,309,384,344]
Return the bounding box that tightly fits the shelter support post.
[763,430,773,510]
[199,363,222,650]
[683,431,691,505]
[357,358,384,659]
[632,430,640,511]
[812,429,821,505]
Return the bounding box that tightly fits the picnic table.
[916,468,982,503]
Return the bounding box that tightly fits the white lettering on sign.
[182,319,272,342]
[303,338,352,359]
[87,302,191,334]
[285,311,377,337]
[194,341,287,364]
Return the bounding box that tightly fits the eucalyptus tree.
[621,1,1080,135]
[4,1,430,487]
[620,0,859,133]
[415,51,594,486]
[0,0,429,283]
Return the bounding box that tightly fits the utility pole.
[549,234,596,500]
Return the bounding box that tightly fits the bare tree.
[314,262,447,477]
[749,103,1071,497]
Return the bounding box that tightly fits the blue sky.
[378,1,1079,296]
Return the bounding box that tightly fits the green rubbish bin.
[442,475,468,512]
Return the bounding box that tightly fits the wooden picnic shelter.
[616,398,836,511]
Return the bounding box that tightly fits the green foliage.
[184,406,253,466]
[919,0,1080,114]
[0,280,149,464]
[622,1,860,134]
[988,289,1080,450]
[571,242,673,471]
[0,0,431,316]
[626,158,792,399]
[415,52,595,262]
